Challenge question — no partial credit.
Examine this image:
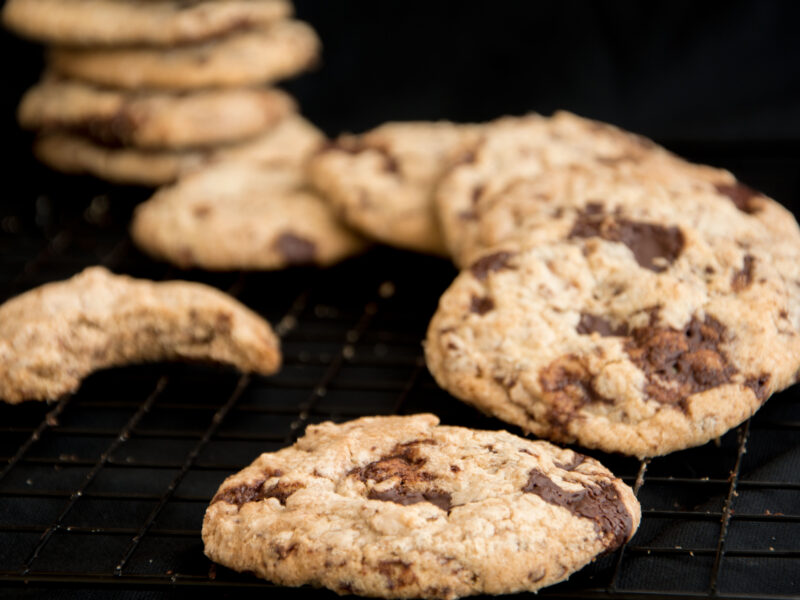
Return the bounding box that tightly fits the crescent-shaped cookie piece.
[0,267,281,403]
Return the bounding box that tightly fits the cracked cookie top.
[426,215,800,456]
[202,414,640,599]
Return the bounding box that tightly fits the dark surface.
[2,1,800,598]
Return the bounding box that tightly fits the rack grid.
[1,145,799,598]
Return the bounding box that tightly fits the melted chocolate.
[539,355,612,431]
[731,255,755,291]
[351,440,450,511]
[576,313,629,336]
[470,295,495,315]
[625,316,736,411]
[569,208,684,272]
[522,468,633,550]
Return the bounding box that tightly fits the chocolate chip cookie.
[48,20,320,90]
[19,77,295,149]
[131,162,367,270]
[457,162,800,265]
[33,114,323,185]
[436,111,798,266]
[426,200,800,456]
[202,414,640,598]
[3,0,291,46]
[309,121,482,255]
[0,267,281,404]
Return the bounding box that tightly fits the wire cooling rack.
[1,146,799,599]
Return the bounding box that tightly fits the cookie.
[48,20,320,91]
[202,413,640,598]
[309,121,482,255]
[435,111,798,266]
[3,0,291,46]
[131,162,367,270]
[460,162,800,265]
[425,182,800,456]
[0,266,281,404]
[19,78,295,150]
[33,114,324,185]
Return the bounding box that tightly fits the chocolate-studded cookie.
[202,414,640,598]
[33,114,324,185]
[309,121,482,255]
[131,162,367,270]
[19,78,296,149]
[436,111,798,266]
[3,0,291,46]
[456,163,800,265]
[48,21,320,90]
[426,198,800,457]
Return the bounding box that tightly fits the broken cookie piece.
[0,267,281,403]
[203,414,640,599]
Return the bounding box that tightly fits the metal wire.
[1,165,799,598]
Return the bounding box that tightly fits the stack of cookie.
[3,0,321,185]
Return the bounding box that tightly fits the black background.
[4,0,800,148]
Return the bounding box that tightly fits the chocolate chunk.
[522,468,632,550]
[569,208,684,272]
[744,374,770,402]
[273,543,297,559]
[471,184,484,206]
[470,295,494,315]
[262,481,304,505]
[539,355,611,431]
[215,312,232,334]
[554,454,586,471]
[469,251,514,281]
[576,314,629,337]
[77,110,138,148]
[193,204,212,219]
[458,210,478,221]
[731,255,755,291]
[211,478,266,506]
[273,233,317,265]
[368,487,452,511]
[625,316,736,411]
[715,182,763,214]
[351,440,453,511]
[331,138,399,173]
[210,467,286,506]
[350,439,435,483]
[378,560,417,590]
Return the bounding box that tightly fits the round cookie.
[2,0,291,46]
[309,121,482,256]
[19,78,295,150]
[436,111,798,266]
[131,162,367,270]
[202,414,640,599]
[33,114,325,186]
[460,163,800,265]
[425,188,800,457]
[48,21,320,91]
